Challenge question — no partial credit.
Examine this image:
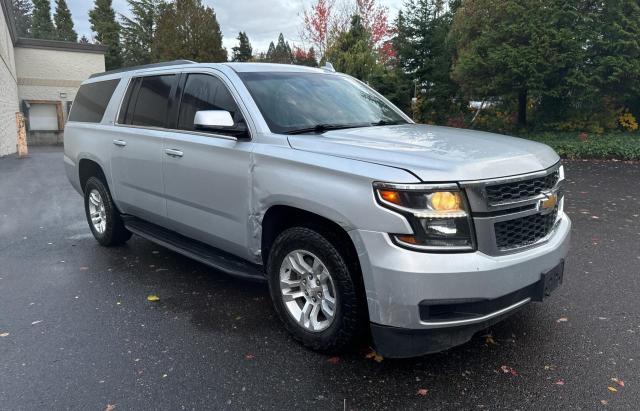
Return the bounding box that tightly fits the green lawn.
[520,132,640,160]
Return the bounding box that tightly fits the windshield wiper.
[371,119,401,126]
[285,123,369,135]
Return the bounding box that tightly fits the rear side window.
[68,79,120,123]
[120,75,175,128]
[177,74,242,131]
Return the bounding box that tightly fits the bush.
[520,132,640,160]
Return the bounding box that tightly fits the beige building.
[0,0,106,156]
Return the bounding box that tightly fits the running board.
[123,216,266,283]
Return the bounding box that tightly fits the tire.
[267,226,365,353]
[84,176,132,246]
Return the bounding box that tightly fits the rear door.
[110,74,177,225]
[161,71,254,258]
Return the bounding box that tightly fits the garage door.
[29,104,59,131]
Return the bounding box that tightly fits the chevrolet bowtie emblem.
[539,193,558,212]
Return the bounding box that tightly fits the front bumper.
[349,213,571,357]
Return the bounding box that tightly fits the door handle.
[113,139,127,147]
[165,148,183,158]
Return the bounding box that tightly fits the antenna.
[323,62,335,72]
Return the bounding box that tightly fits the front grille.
[485,171,559,204]
[494,207,558,250]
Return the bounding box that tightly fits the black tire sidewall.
[84,177,129,246]
[267,227,363,352]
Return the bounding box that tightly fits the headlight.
[374,182,475,252]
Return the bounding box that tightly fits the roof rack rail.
[89,59,196,79]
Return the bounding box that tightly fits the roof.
[15,38,107,54]
[88,61,330,80]
[224,62,325,73]
[2,0,105,54]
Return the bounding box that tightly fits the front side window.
[238,72,407,134]
[123,75,175,128]
[177,74,244,135]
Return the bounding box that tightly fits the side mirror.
[194,110,235,130]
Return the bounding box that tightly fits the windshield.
[237,72,408,134]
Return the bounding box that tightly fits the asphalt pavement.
[1,147,639,410]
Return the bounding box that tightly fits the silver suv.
[64,61,571,358]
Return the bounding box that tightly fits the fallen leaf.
[484,334,498,345]
[245,354,255,360]
[417,388,429,396]
[500,365,518,376]
[146,295,160,302]
[0,332,9,337]
[327,356,340,364]
[600,400,608,405]
[611,377,625,387]
[105,405,115,411]
[555,380,565,385]
[234,316,242,320]
[556,317,568,323]
[607,386,618,393]
[365,350,384,363]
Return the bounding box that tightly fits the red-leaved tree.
[301,0,334,59]
[356,0,390,46]
[301,0,391,60]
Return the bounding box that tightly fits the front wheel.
[84,176,132,246]
[267,227,365,353]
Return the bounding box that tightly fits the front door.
[162,72,254,258]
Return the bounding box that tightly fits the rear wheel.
[84,176,131,246]
[267,227,365,353]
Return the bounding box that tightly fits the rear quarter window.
[68,79,120,123]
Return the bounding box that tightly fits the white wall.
[14,47,106,122]
[0,3,18,156]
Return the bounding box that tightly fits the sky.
[65,0,404,54]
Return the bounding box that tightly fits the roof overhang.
[15,38,107,54]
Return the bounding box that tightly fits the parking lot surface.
[1,147,639,409]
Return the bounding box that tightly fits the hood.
[287,124,559,182]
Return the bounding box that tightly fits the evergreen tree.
[371,10,412,114]
[272,33,293,64]
[265,41,276,61]
[231,31,253,62]
[588,0,640,107]
[120,0,161,66]
[89,0,122,69]
[12,0,33,37]
[450,0,585,127]
[325,15,379,82]
[153,0,227,62]
[397,0,462,124]
[31,0,55,40]
[54,0,77,42]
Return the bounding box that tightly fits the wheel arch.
[260,205,360,273]
[78,158,107,193]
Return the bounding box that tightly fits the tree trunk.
[518,89,527,127]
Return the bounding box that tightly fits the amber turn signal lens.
[379,190,402,205]
[396,235,419,244]
[431,192,461,211]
